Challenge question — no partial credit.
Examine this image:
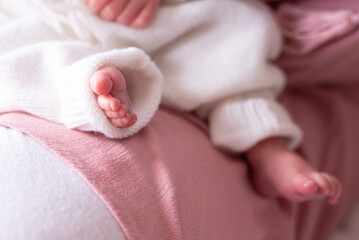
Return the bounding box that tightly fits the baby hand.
[85,0,160,28]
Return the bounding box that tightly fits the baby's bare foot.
[90,66,137,128]
[246,138,342,204]
[85,0,160,28]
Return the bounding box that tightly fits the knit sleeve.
[0,19,163,139]
[206,90,302,153]
[57,47,163,139]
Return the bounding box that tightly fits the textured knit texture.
[0,0,302,152]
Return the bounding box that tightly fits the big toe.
[294,173,319,197]
[90,70,113,95]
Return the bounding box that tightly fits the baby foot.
[85,0,160,28]
[246,138,342,204]
[90,66,137,128]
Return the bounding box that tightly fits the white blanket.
[0,126,125,240]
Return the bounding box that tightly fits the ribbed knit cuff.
[57,47,163,139]
[208,92,302,153]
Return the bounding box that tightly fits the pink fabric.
[0,1,359,239]
[0,110,290,240]
[277,0,359,89]
[277,4,359,56]
[1,86,359,240]
[298,0,359,11]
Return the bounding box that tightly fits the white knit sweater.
[0,0,302,152]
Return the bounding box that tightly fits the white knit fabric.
[0,0,302,152]
[0,2,163,139]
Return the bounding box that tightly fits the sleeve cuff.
[57,47,163,139]
[208,92,302,153]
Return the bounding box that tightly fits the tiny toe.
[97,94,121,111]
[118,104,128,116]
[122,113,131,124]
[294,174,318,196]
[327,188,339,204]
[331,177,341,200]
[110,118,124,127]
[90,70,113,95]
[310,172,331,196]
[322,173,336,197]
[130,113,137,123]
[125,113,137,127]
[326,175,341,204]
[104,110,121,119]
[110,113,133,128]
[303,179,318,193]
[99,66,127,92]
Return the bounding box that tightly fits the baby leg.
[246,138,342,204]
[90,66,137,128]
